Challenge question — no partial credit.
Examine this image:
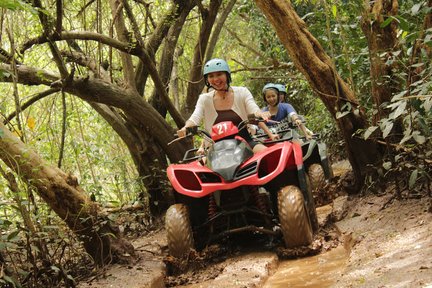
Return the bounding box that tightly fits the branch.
[230,60,295,73]
[58,91,67,168]
[225,26,264,58]
[135,0,192,94]
[122,0,145,48]
[206,0,237,59]
[132,0,156,29]
[33,0,68,78]
[21,31,135,56]
[56,0,63,35]
[109,0,136,88]
[0,47,21,64]
[196,0,206,14]
[60,50,110,81]
[4,88,61,124]
[77,0,96,17]
[0,63,59,86]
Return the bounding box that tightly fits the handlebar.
[168,126,212,146]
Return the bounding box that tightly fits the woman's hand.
[293,118,303,126]
[270,133,280,141]
[177,127,187,138]
[255,111,271,121]
[196,147,205,155]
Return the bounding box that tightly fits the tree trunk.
[254,0,382,191]
[184,0,223,115]
[149,0,195,117]
[205,0,238,65]
[0,121,134,266]
[361,0,403,130]
[64,76,189,214]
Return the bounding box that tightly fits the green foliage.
[0,0,36,13]
[0,179,93,287]
[358,1,432,195]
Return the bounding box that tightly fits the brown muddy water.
[264,245,348,287]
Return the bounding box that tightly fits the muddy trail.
[78,162,432,288]
[162,201,344,288]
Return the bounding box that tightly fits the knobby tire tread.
[278,185,313,248]
[165,204,194,258]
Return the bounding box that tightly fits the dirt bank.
[333,193,432,287]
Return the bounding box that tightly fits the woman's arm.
[177,119,197,137]
[290,114,313,140]
[177,94,207,137]
[258,122,280,141]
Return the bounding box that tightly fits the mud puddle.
[264,245,348,287]
[167,237,348,288]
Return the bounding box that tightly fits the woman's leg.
[253,143,268,153]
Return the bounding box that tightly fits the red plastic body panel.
[167,141,304,198]
[211,121,239,141]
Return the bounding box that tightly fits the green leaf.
[382,162,392,170]
[399,133,412,145]
[412,131,426,144]
[411,3,422,15]
[2,275,17,285]
[336,111,350,119]
[396,16,410,32]
[0,0,36,14]
[391,101,407,119]
[391,90,408,101]
[411,62,425,69]
[408,169,418,190]
[0,69,11,79]
[332,4,337,18]
[381,121,394,138]
[380,16,395,28]
[423,97,431,112]
[364,126,378,140]
[7,230,20,241]
[0,0,23,10]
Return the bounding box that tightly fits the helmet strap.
[205,72,231,92]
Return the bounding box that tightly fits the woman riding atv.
[177,59,277,153]
[261,83,313,140]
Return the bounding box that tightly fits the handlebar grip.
[186,126,198,134]
[247,113,256,120]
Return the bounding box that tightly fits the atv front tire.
[278,185,313,248]
[165,204,194,258]
[308,163,326,191]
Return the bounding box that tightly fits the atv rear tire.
[278,185,313,248]
[165,204,194,258]
[308,163,326,191]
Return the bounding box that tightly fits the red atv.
[165,117,318,258]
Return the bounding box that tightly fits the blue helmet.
[203,58,232,88]
[262,83,280,103]
[275,84,287,94]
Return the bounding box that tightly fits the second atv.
[255,118,333,191]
